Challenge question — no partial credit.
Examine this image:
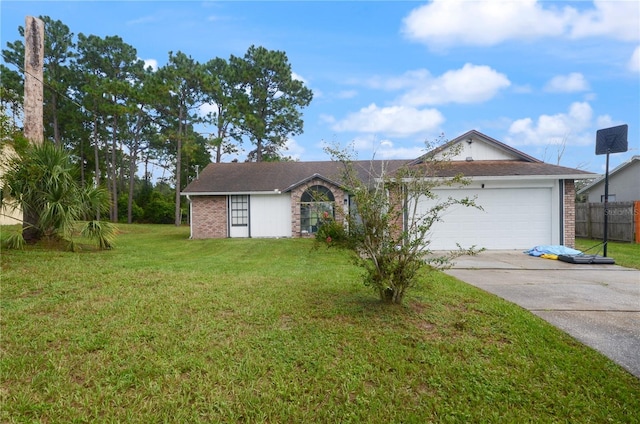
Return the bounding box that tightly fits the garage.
[414,183,556,250]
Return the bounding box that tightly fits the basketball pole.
[603,149,610,257]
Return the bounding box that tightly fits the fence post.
[587,202,592,239]
[635,201,640,244]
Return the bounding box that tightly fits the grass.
[575,238,640,269]
[2,224,639,423]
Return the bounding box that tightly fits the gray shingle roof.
[182,130,594,195]
[182,160,410,194]
[182,158,593,195]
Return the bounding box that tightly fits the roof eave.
[181,190,286,196]
[282,173,346,193]
[396,174,595,183]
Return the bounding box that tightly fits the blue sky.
[1,0,639,174]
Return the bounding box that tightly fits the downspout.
[559,180,564,246]
[403,184,408,245]
[247,195,251,238]
[186,195,193,239]
[227,196,231,238]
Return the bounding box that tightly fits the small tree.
[324,141,482,304]
[1,142,116,250]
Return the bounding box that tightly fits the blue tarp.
[524,245,583,257]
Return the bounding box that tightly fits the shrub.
[323,140,482,304]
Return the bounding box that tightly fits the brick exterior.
[290,178,346,238]
[191,196,228,239]
[190,182,347,239]
[564,179,576,248]
[388,184,405,239]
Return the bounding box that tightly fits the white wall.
[250,194,292,237]
[437,140,517,162]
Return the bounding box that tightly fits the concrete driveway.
[444,251,640,378]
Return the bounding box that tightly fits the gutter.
[180,190,284,196]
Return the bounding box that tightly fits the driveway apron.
[444,251,640,378]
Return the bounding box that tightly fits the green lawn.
[575,238,640,269]
[2,225,639,423]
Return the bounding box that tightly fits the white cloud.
[365,69,431,91]
[375,143,428,160]
[360,64,510,106]
[127,15,158,25]
[544,72,589,93]
[336,90,358,99]
[283,138,305,160]
[199,102,219,118]
[569,0,640,42]
[596,114,615,129]
[505,102,595,146]
[402,0,639,48]
[512,84,533,94]
[396,64,510,106]
[319,114,336,125]
[629,46,640,73]
[402,0,570,48]
[143,58,158,71]
[291,72,308,84]
[330,103,444,138]
[349,136,427,160]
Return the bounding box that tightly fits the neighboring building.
[182,130,594,250]
[577,155,640,203]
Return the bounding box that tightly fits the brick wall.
[564,180,576,248]
[290,179,346,238]
[191,196,227,239]
[388,184,405,239]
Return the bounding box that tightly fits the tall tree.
[156,51,204,225]
[74,33,143,222]
[201,57,242,162]
[123,65,160,223]
[0,64,23,128]
[74,33,110,195]
[232,45,313,162]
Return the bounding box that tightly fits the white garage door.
[415,187,553,250]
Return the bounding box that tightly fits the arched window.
[300,185,335,234]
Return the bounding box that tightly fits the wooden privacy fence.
[575,201,640,243]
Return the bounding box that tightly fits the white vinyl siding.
[250,194,292,238]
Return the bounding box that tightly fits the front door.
[229,195,249,237]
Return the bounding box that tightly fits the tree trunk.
[52,93,60,146]
[93,113,101,220]
[22,16,44,243]
[128,146,137,224]
[110,114,118,223]
[80,135,85,187]
[23,16,44,147]
[174,103,183,226]
[256,138,263,162]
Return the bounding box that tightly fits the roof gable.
[412,130,541,164]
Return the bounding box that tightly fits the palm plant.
[1,142,116,250]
